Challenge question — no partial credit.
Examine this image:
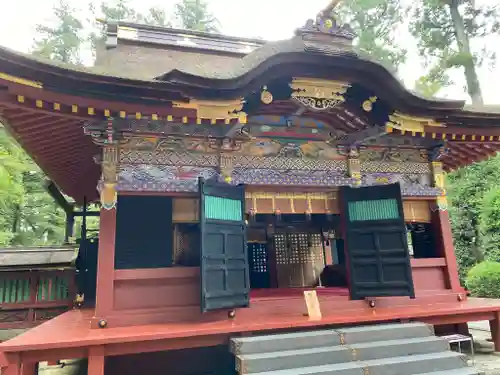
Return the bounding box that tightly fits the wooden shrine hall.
[2,2,500,375]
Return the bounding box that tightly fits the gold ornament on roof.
[386,112,444,133]
[290,78,350,110]
[260,86,273,105]
[172,99,247,123]
[362,97,378,112]
[298,0,355,41]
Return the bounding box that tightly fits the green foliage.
[409,0,500,104]
[174,0,219,32]
[0,127,66,247]
[414,63,452,98]
[337,0,407,73]
[479,186,500,263]
[31,0,84,64]
[465,261,500,298]
[99,0,144,22]
[447,155,500,282]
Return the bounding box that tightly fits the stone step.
[236,346,351,374]
[337,322,434,345]
[415,368,482,375]
[250,352,467,375]
[236,337,449,374]
[230,323,433,355]
[349,336,449,361]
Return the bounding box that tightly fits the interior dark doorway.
[246,213,347,297]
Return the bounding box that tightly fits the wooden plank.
[303,290,322,320]
[403,200,431,223]
[173,198,198,222]
[4,297,500,354]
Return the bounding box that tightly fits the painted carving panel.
[120,138,347,161]
[116,164,439,196]
[361,173,442,196]
[232,168,356,187]
[118,165,217,192]
[116,135,438,196]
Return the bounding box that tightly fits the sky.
[0,0,498,104]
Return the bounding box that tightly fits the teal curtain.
[348,199,399,222]
[204,196,242,221]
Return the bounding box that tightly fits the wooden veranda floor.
[2,298,500,360]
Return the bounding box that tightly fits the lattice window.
[274,233,288,265]
[248,243,267,273]
[274,232,325,288]
[309,234,324,264]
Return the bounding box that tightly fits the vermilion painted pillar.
[3,355,20,375]
[20,363,37,375]
[94,208,117,320]
[490,312,500,352]
[433,208,462,292]
[88,346,105,375]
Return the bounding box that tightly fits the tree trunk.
[448,0,484,105]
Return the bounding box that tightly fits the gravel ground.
[468,323,500,375]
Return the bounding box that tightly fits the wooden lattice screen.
[273,232,324,288]
[248,242,270,288]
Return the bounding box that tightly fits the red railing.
[0,270,75,329]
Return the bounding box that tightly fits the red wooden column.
[94,207,117,321]
[20,363,37,375]
[490,311,500,352]
[88,347,105,375]
[3,354,20,375]
[432,207,462,292]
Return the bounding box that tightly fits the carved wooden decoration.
[431,161,448,211]
[347,146,361,185]
[100,146,118,210]
[290,78,350,110]
[172,98,247,123]
[386,112,444,133]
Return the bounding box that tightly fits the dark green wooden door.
[340,183,415,300]
[199,178,250,312]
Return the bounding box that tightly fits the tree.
[31,0,84,64]
[99,0,145,23]
[0,126,26,246]
[0,127,65,247]
[414,63,453,98]
[410,0,500,105]
[479,186,500,263]
[174,0,220,32]
[447,155,500,281]
[144,6,172,27]
[337,0,408,73]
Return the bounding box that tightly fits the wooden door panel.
[199,178,250,312]
[341,183,415,300]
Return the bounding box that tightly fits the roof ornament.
[297,0,356,55]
